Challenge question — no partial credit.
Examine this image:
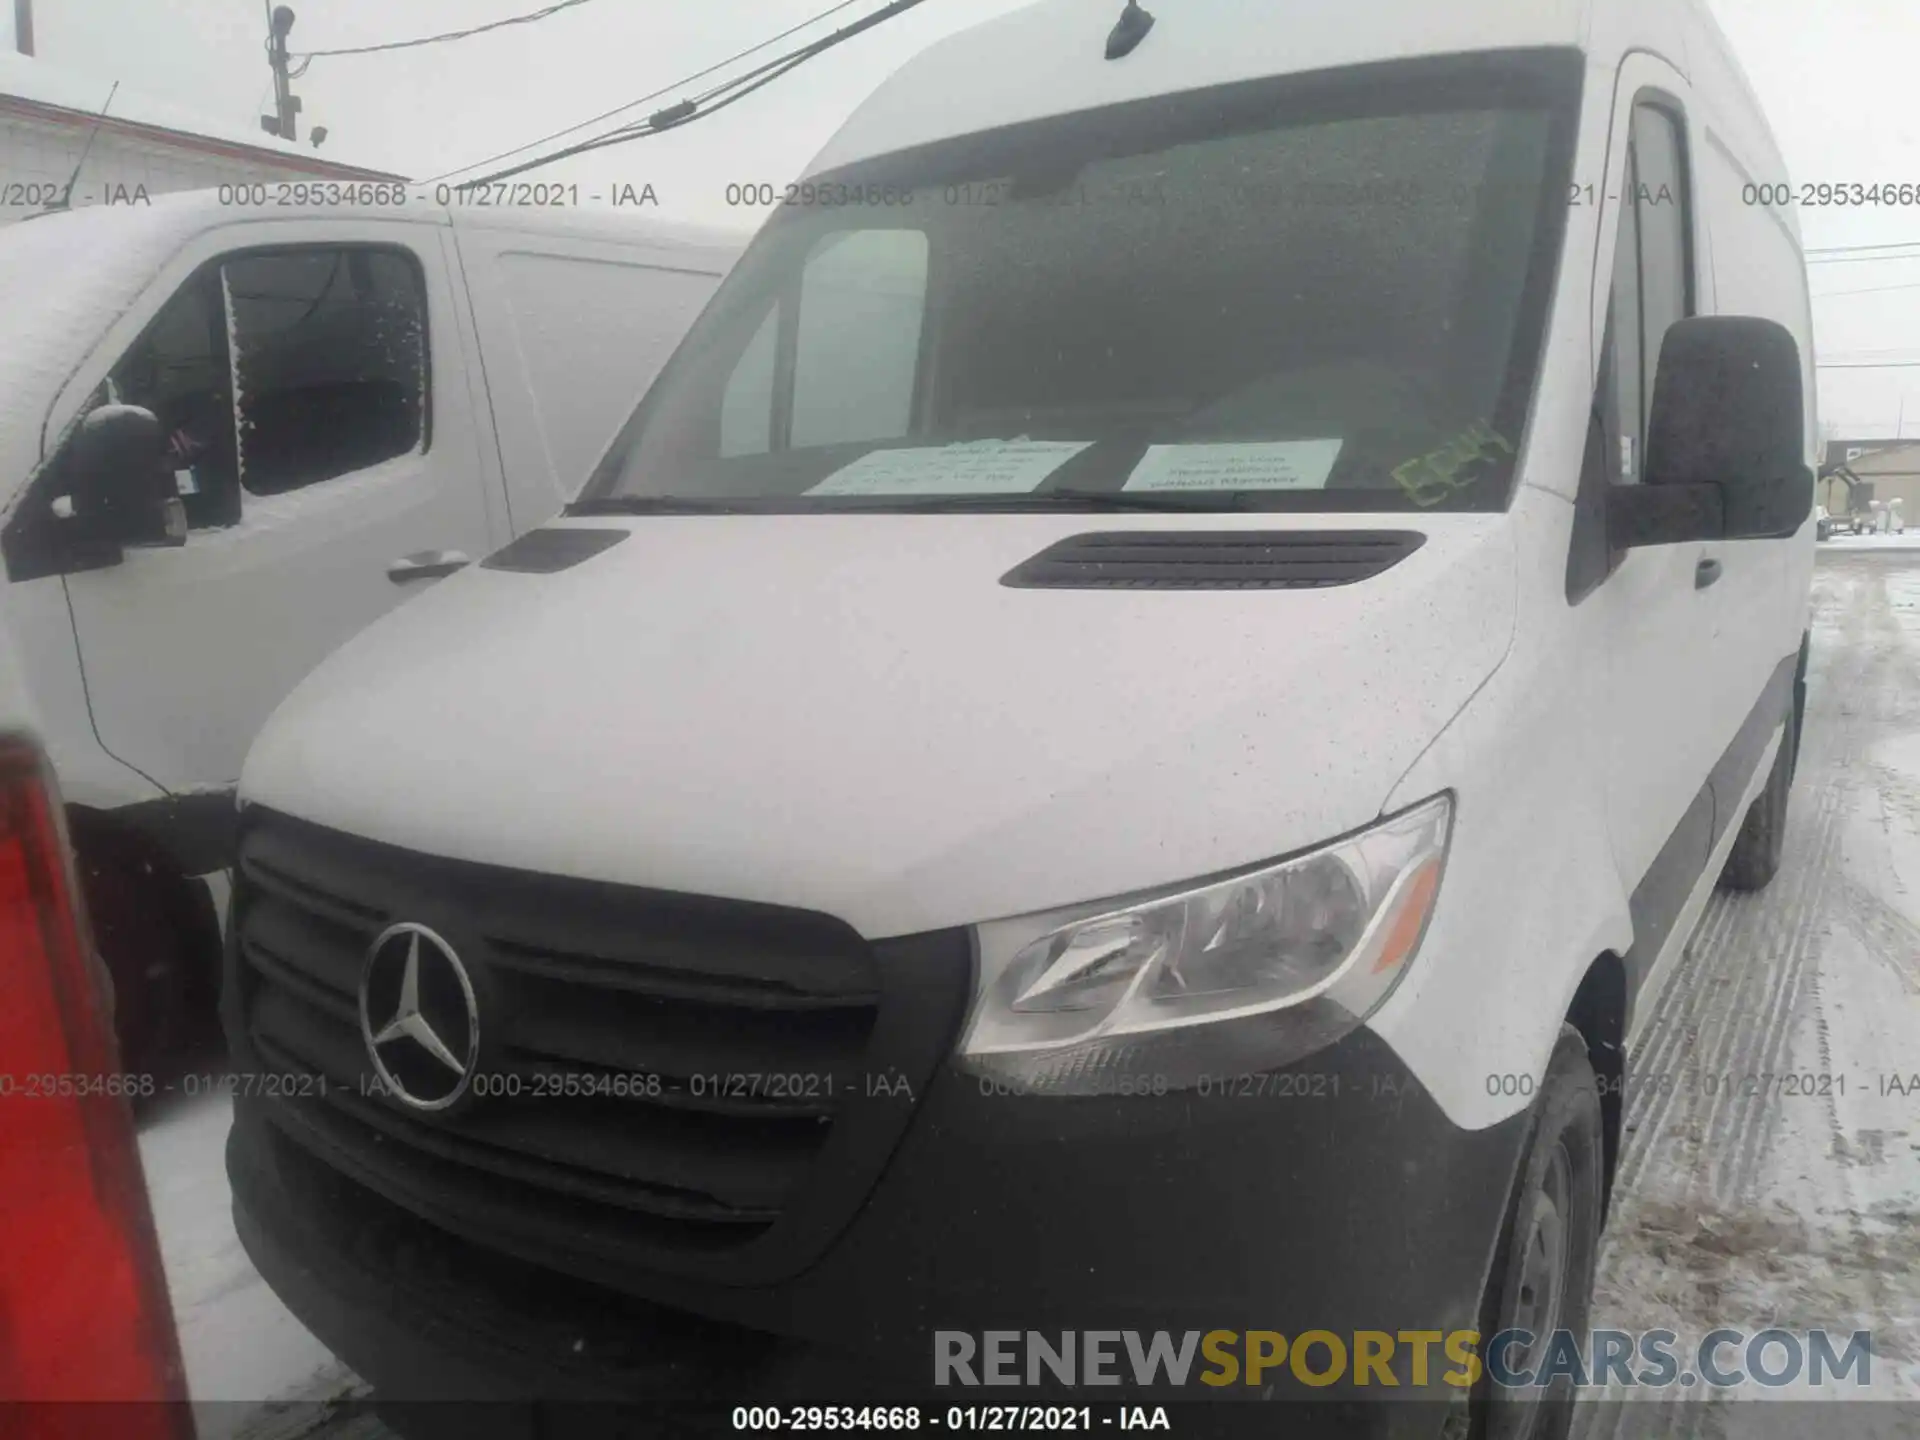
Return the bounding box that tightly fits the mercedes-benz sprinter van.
[222,0,1816,1432]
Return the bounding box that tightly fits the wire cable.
[1812,280,1920,301]
[1805,240,1920,257]
[1805,241,1920,266]
[453,0,930,188]
[421,0,868,184]
[463,47,817,185]
[292,0,599,59]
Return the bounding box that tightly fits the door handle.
[1695,557,1723,590]
[387,549,470,584]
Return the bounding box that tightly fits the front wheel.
[1469,1025,1606,1440]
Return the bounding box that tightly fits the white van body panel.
[0,192,739,824]
[241,512,1515,940]
[446,209,746,527]
[8,580,153,811]
[806,0,1586,177]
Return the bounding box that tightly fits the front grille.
[230,808,972,1286]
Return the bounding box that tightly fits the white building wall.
[1,110,399,229]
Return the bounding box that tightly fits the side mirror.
[63,404,186,549]
[1607,316,1813,549]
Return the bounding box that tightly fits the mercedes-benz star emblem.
[359,922,481,1112]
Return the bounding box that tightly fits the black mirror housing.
[1641,316,1813,541]
[1607,480,1723,550]
[67,404,183,548]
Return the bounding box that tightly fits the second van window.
[225,247,429,497]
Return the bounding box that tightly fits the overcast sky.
[6,0,1920,434]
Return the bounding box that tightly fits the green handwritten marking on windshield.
[1392,421,1516,507]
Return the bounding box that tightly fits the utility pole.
[261,4,301,141]
[13,0,34,56]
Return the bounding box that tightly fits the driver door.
[52,218,504,801]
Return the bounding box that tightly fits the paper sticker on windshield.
[806,440,1092,497]
[1122,441,1344,493]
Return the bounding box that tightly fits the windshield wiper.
[568,489,1271,516]
[566,496,757,516]
[832,488,1264,512]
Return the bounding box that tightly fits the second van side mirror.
[61,405,187,551]
[1607,316,1814,550]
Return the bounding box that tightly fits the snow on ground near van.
[134,1090,366,1436]
[141,547,1920,1438]
[1824,533,1920,550]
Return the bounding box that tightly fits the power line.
[1808,249,1920,266]
[1805,240,1920,256]
[423,0,868,185]
[1812,279,1920,301]
[468,46,819,185]
[292,0,598,60]
[1817,360,1920,369]
[455,0,931,188]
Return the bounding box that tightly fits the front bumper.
[231,1020,1527,1431]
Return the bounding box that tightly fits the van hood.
[242,515,1514,938]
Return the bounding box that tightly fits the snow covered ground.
[1822,532,1920,551]
[134,546,1920,1438]
[134,1089,364,1439]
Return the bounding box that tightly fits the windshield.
[581,51,1580,514]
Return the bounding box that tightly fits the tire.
[1469,1026,1606,1440]
[1717,706,1795,893]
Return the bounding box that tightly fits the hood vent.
[481,527,629,574]
[1001,530,1426,590]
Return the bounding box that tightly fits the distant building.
[1821,441,1920,518]
[0,50,402,230]
[1822,439,1908,475]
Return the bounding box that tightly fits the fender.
[1370,479,1634,1132]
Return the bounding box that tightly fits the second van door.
[60,218,504,797]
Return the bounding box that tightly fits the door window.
[790,230,928,448]
[715,228,929,457]
[1607,102,1694,483]
[223,247,429,496]
[105,269,239,529]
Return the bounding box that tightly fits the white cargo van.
[225,0,1816,1431]
[0,193,741,1062]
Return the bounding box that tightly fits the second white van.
[0,193,742,1063]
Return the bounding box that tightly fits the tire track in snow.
[1707,773,1848,1205]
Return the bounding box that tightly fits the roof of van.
[442,201,751,254]
[0,186,748,261]
[809,0,1619,174]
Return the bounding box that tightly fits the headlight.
[955,794,1452,1095]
